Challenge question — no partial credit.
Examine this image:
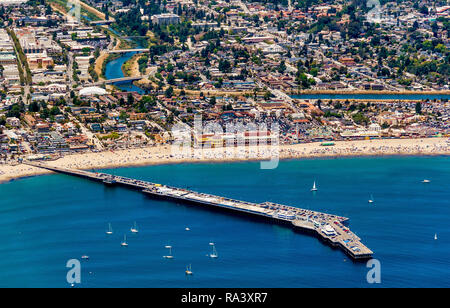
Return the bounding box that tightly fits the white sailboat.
[130,221,138,233]
[368,194,374,203]
[209,244,218,258]
[434,233,438,240]
[163,245,174,259]
[311,181,318,192]
[121,234,128,247]
[106,223,113,235]
[185,264,193,275]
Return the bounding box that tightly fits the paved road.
[8,28,31,103]
[68,51,74,92]
[237,0,250,14]
[68,114,104,151]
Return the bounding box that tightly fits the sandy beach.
[0,137,449,184]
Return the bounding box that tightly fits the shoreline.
[1,137,449,184]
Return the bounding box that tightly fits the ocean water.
[0,156,449,287]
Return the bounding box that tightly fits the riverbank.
[1,137,448,184]
[78,0,113,21]
[95,38,129,79]
[47,0,103,21]
[122,53,143,77]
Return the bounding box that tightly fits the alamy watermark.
[67,0,81,22]
[366,259,381,284]
[367,0,382,23]
[66,259,81,286]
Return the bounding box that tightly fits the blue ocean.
[0,156,449,287]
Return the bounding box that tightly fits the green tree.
[167,74,175,85]
[218,59,231,73]
[278,60,286,73]
[50,106,61,116]
[7,104,22,118]
[28,101,40,112]
[165,86,174,98]
[352,112,369,125]
[415,102,422,114]
[210,96,216,105]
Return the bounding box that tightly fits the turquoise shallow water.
[0,156,449,287]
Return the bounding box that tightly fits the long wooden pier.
[26,162,373,261]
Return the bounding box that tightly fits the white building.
[79,86,107,96]
[151,13,180,25]
[321,225,337,236]
[1,0,27,5]
[6,117,20,128]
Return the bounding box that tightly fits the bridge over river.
[75,75,149,90]
[107,49,149,54]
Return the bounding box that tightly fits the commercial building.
[151,13,180,25]
[193,131,278,148]
[0,54,17,65]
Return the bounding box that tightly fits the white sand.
[0,137,449,183]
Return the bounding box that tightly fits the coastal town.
[1,0,450,291]
[0,0,449,179]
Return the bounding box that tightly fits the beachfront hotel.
[193,131,278,148]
